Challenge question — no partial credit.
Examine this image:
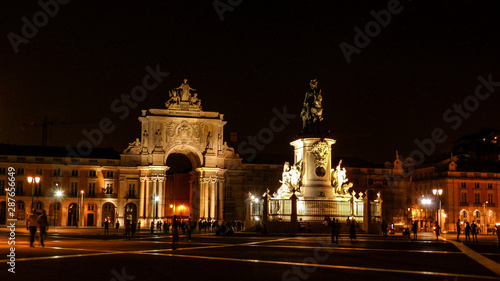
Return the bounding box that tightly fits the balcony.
[459,202,469,206]
[473,203,482,207]
[486,203,496,207]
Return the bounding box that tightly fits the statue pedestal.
[290,137,336,199]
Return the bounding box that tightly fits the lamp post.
[432,189,443,231]
[422,198,432,231]
[180,204,184,219]
[54,190,63,226]
[80,190,84,227]
[27,176,41,211]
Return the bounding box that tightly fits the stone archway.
[67,203,78,226]
[125,203,137,222]
[102,202,116,225]
[165,153,194,220]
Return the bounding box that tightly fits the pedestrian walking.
[381,219,388,237]
[496,225,500,245]
[456,219,461,242]
[172,215,180,250]
[131,220,137,237]
[187,218,193,242]
[125,220,131,240]
[331,218,337,243]
[411,220,418,240]
[104,220,109,236]
[27,209,39,247]
[349,220,357,242]
[137,221,141,230]
[37,210,49,247]
[433,221,440,241]
[471,221,478,242]
[115,221,120,235]
[150,221,154,234]
[464,222,471,242]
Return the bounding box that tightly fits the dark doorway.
[87,213,94,226]
[67,203,78,226]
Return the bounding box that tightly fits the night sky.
[1,1,499,165]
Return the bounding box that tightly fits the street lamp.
[432,189,443,231]
[80,190,84,227]
[54,190,63,226]
[421,198,432,231]
[180,204,184,219]
[27,176,41,211]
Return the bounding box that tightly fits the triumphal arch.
[121,79,240,225]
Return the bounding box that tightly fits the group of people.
[323,217,357,243]
[456,219,479,242]
[26,209,49,247]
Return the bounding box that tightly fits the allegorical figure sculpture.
[300,79,323,134]
[176,79,196,101]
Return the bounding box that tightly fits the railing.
[267,198,372,224]
[486,203,496,207]
[460,202,469,206]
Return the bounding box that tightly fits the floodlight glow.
[55,191,63,197]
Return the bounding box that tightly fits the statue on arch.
[176,79,196,102]
[300,79,323,134]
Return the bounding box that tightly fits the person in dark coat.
[411,220,418,240]
[464,222,471,242]
[349,219,357,242]
[331,218,337,243]
[381,219,388,237]
[456,219,461,242]
[37,210,49,247]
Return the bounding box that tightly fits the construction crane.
[20,115,100,146]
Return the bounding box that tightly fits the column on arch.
[139,177,146,218]
[218,177,225,221]
[158,176,165,219]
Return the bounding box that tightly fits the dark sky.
[1,1,499,165]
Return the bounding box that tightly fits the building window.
[17,168,25,175]
[0,180,5,193]
[71,170,79,177]
[474,193,480,204]
[246,174,252,182]
[488,193,493,204]
[461,192,467,203]
[35,169,43,175]
[106,171,114,178]
[368,179,374,185]
[88,204,94,211]
[17,181,24,195]
[54,203,60,211]
[487,183,493,189]
[104,204,111,212]
[474,183,480,189]
[70,182,78,196]
[53,169,61,177]
[461,182,466,189]
[35,202,43,210]
[128,184,136,197]
[88,183,96,197]
[382,179,388,185]
[18,202,25,210]
[226,186,233,199]
[89,170,97,177]
[0,167,5,175]
[105,183,113,194]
